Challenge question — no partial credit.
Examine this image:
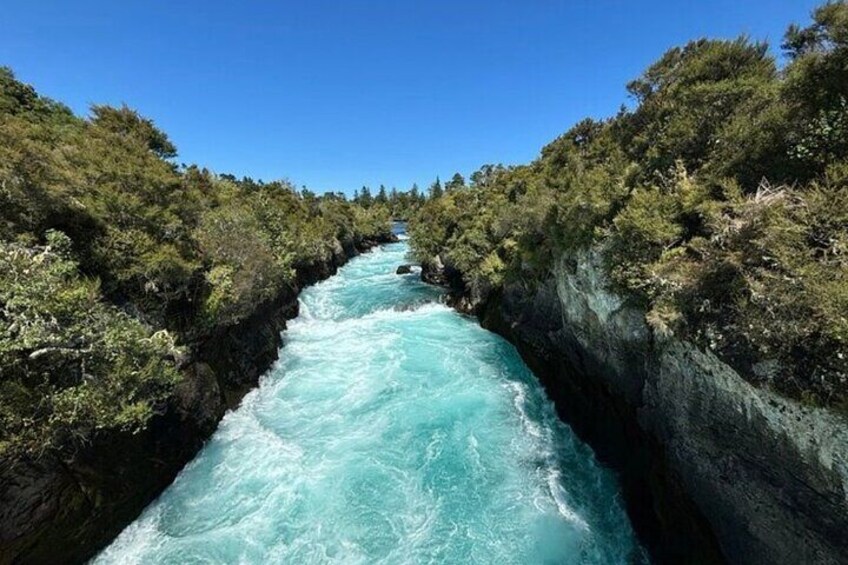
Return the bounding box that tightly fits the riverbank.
[0,233,396,565]
[422,251,848,565]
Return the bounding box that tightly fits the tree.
[622,38,776,180]
[470,164,505,188]
[429,177,443,199]
[90,104,177,159]
[376,184,388,205]
[445,172,466,191]
[782,2,848,59]
[781,1,848,178]
[359,186,373,208]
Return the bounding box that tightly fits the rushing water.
[96,227,646,564]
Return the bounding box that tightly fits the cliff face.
[453,249,847,564]
[0,235,395,565]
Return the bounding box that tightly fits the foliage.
[410,2,848,408]
[0,69,392,456]
[0,233,180,456]
[352,182,427,220]
[195,199,284,327]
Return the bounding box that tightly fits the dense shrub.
[0,233,180,456]
[410,2,848,408]
[0,68,393,456]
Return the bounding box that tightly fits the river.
[95,227,646,564]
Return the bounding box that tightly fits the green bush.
[0,68,392,456]
[410,2,848,408]
[0,233,181,456]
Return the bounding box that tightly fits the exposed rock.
[473,247,848,564]
[421,255,447,285]
[355,231,398,253]
[396,264,413,274]
[0,234,396,565]
[421,254,464,292]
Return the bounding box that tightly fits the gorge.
[93,229,647,564]
[2,2,846,563]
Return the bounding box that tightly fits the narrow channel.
[95,226,646,564]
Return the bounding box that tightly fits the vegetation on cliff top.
[0,69,392,456]
[410,2,848,409]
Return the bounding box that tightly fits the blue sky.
[1,1,822,194]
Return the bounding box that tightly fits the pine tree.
[376,184,388,205]
[360,186,373,208]
[429,177,443,199]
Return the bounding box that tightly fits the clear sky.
[1,0,822,195]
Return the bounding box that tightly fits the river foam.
[95,234,646,564]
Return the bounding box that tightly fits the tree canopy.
[410,2,848,410]
[0,68,392,456]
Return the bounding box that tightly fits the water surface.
[96,231,645,564]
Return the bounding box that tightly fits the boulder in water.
[396,264,414,275]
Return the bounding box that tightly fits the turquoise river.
[95,228,646,564]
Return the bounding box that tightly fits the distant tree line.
[351,172,472,220]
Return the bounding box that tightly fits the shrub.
[0,233,181,456]
[410,2,848,407]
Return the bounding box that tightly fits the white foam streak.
[547,469,591,530]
